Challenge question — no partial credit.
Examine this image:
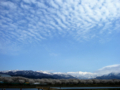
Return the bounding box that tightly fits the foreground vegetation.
[0,76,120,88]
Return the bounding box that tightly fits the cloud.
[0,0,120,45]
[99,64,120,70]
[96,64,120,75]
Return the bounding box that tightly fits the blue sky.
[0,0,120,74]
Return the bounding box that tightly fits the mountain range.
[0,70,120,79]
[95,73,120,79]
[0,70,76,79]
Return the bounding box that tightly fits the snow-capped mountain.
[0,65,120,79]
[0,70,76,79]
[95,73,120,79]
[0,70,120,79]
[69,64,120,79]
[65,71,97,79]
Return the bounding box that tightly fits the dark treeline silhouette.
[0,76,120,86]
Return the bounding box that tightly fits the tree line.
[0,76,120,85]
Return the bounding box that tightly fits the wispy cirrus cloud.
[0,0,120,44]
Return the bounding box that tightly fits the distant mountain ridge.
[0,70,120,79]
[0,70,76,79]
[95,73,120,79]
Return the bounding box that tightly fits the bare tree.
[60,79,70,84]
[7,78,14,83]
[100,79,108,84]
[68,79,79,84]
[54,79,62,84]
[113,79,120,84]
[28,79,35,84]
[86,79,93,84]
[80,80,87,84]
[0,77,5,81]
[92,79,100,84]
[18,80,25,84]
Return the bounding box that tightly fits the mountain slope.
[95,73,120,79]
[0,70,76,79]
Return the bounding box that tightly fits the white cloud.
[0,0,120,45]
[96,64,120,75]
[99,64,120,70]
[0,1,17,10]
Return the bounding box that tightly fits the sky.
[0,0,120,74]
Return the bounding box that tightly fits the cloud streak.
[0,0,120,44]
